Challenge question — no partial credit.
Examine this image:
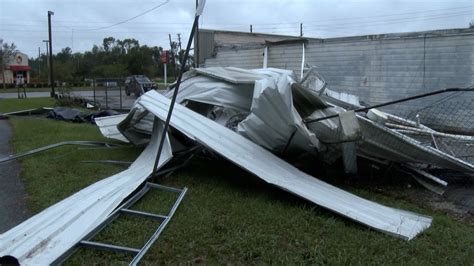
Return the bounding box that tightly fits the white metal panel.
[0,122,172,264]
[138,91,432,240]
[95,114,129,142]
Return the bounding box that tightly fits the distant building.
[1,52,31,85]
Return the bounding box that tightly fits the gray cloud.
[1,0,472,58]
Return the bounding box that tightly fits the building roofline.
[200,28,319,40]
[200,27,474,42]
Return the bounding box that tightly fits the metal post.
[105,80,108,109]
[38,47,41,79]
[47,11,55,98]
[300,23,303,37]
[152,4,203,176]
[195,0,199,68]
[93,79,96,106]
[119,80,122,110]
[250,24,252,33]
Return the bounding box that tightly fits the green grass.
[3,98,474,264]
[0,87,94,93]
[0,97,56,113]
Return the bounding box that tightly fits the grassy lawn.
[1,98,473,264]
[0,97,56,113]
[0,87,94,93]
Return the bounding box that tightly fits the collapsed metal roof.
[2,66,472,263]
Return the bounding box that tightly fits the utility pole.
[47,11,55,97]
[43,40,50,85]
[250,24,253,33]
[177,33,182,65]
[168,33,175,75]
[177,33,182,51]
[38,47,41,79]
[195,0,199,68]
[300,23,303,37]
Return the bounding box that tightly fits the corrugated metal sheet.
[95,114,129,143]
[0,122,172,264]
[137,90,432,240]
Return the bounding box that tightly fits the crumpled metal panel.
[95,114,129,143]
[164,67,318,153]
[237,73,319,152]
[357,116,474,172]
[165,75,254,112]
[305,106,474,172]
[137,90,432,240]
[0,122,173,264]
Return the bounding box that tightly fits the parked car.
[124,75,157,97]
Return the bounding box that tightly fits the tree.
[102,37,115,52]
[56,47,72,63]
[0,40,18,88]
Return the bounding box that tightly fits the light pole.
[47,11,55,97]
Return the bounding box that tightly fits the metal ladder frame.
[52,182,187,265]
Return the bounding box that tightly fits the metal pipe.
[0,141,120,164]
[195,0,199,68]
[152,12,202,176]
[304,87,474,124]
[119,80,123,110]
[79,241,140,254]
[130,187,188,265]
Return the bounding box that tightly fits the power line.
[2,4,472,28]
[90,0,170,31]
[248,4,474,26]
[4,10,471,34]
[304,11,473,31]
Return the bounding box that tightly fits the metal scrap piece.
[0,141,122,164]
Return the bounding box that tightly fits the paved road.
[0,119,30,233]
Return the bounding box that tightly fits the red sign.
[160,50,169,64]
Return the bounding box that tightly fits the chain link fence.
[91,78,127,110]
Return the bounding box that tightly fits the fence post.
[93,79,96,106]
[119,79,123,110]
[105,80,108,109]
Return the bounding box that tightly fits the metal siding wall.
[267,43,303,72]
[198,31,215,65]
[305,35,473,132]
[200,31,474,132]
[203,48,264,69]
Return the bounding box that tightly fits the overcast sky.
[1,0,473,58]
